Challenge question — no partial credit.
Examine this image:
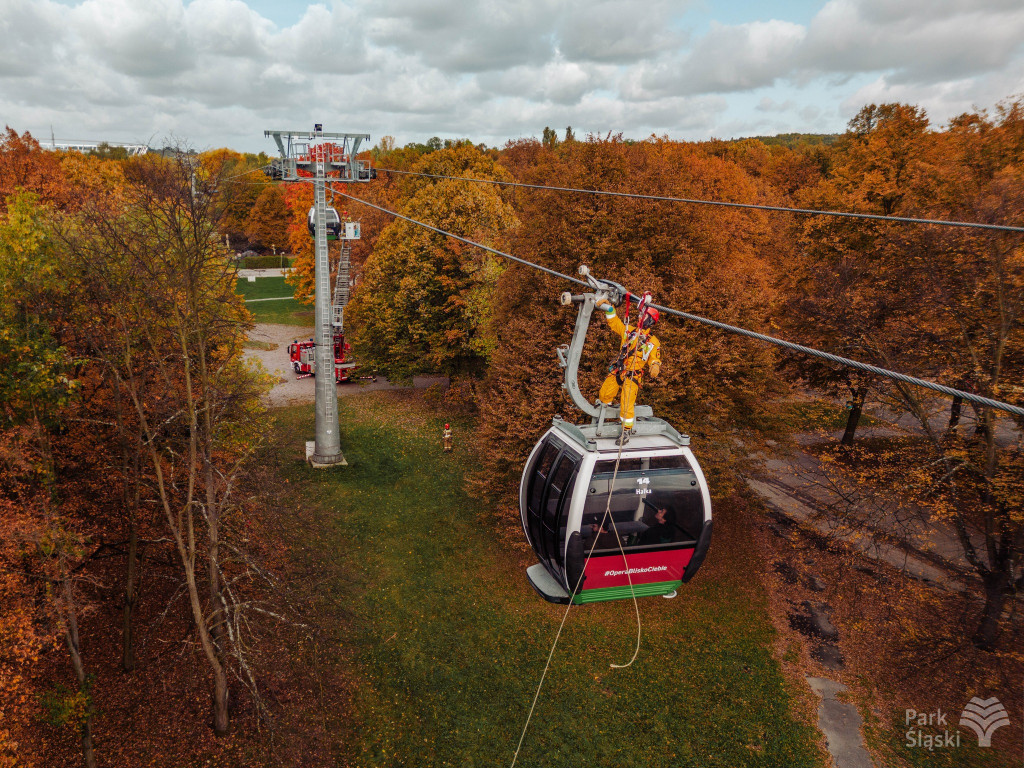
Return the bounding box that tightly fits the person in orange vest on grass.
[594,294,661,444]
[442,423,453,453]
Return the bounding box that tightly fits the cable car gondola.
[307,206,343,240]
[519,267,713,605]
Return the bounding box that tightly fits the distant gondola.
[307,206,342,240]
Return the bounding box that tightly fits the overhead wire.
[218,165,277,184]
[330,189,1024,419]
[379,168,1024,234]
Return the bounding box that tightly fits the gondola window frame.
[523,436,582,576]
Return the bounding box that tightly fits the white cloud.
[71,0,194,77]
[801,0,1024,83]
[279,3,375,74]
[0,0,1022,151]
[842,59,1024,126]
[184,0,273,58]
[0,0,64,76]
[555,0,686,64]
[623,19,803,101]
[671,20,805,95]
[365,0,557,73]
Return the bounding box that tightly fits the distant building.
[43,139,150,156]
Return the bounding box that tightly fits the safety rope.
[603,316,644,671]
[509,301,644,767]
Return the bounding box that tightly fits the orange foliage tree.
[244,183,290,253]
[791,100,1024,649]
[344,142,518,381]
[0,129,70,208]
[473,135,788,501]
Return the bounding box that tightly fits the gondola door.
[523,437,580,582]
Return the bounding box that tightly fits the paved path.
[237,268,292,278]
[748,434,978,592]
[748,476,962,589]
[806,677,877,768]
[244,323,447,408]
[748,412,992,592]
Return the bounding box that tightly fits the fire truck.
[289,202,374,383]
[287,333,360,382]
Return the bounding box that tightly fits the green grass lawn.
[236,276,314,326]
[271,394,823,768]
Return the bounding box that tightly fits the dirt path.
[747,440,975,591]
[245,323,446,408]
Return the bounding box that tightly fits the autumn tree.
[792,100,1024,649]
[473,135,788,501]
[203,148,273,251]
[344,143,518,381]
[244,183,290,253]
[60,153,271,733]
[0,128,71,208]
[0,191,95,767]
[783,104,938,444]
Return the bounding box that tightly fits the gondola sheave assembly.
[519,266,713,605]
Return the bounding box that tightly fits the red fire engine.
[288,332,359,382]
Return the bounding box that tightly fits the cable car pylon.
[264,124,375,467]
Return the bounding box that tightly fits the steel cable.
[332,189,1024,418]
[379,168,1024,234]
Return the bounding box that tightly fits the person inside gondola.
[582,512,648,551]
[640,505,677,545]
[583,520,616,551]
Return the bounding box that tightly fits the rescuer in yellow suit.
[595,298,661,437]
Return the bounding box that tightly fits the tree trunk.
[973,575,1008,651]
[62,578,97,768]
[947,395,962,433]
[181,546,231,736]
[207,505,230,736]
[841,386,867,446]
[213,667,230,735]
[200,336,231,736]
[121,518,138,672]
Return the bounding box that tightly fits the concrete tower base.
[306,441,348,468]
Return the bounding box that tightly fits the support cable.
[331,189,1024,419]
[379,168,1024,234]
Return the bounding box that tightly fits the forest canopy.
[1,96,1021,765]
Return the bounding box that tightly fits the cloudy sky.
[3,0,1023,153]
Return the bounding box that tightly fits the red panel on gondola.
[582,548,693,590]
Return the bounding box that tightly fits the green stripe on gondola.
[572,580,682,604]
